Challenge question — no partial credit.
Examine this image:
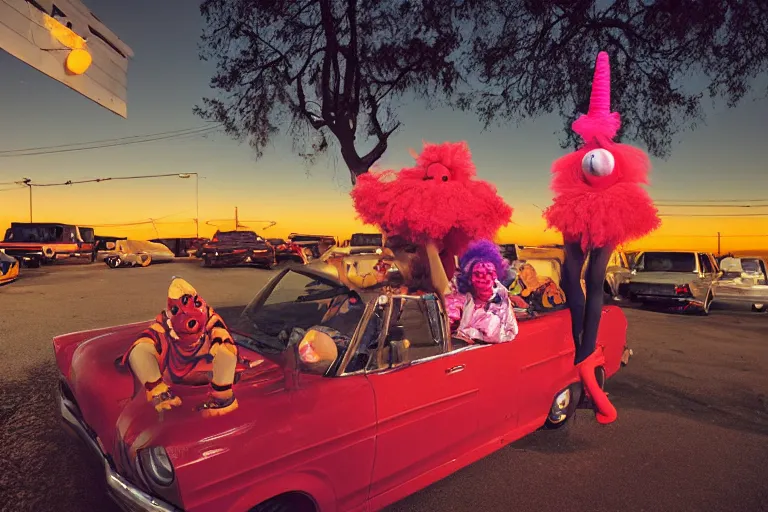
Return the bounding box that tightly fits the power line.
[0,125,219,155]
[650,234,768,238]
[85,211,192,227]
[657,203,768,208]
[0,125,221,158]
[659,213,768,217]
[654,198,768,203]
[28,173,191,187]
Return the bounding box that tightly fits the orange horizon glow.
[1,182,765,255]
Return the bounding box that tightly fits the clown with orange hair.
[544,52,661,424]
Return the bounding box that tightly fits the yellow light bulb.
[65,48,92,75]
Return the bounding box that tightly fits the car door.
[505,307,573,430]
[605,250,631,297]
[366,295,480,499]
[696,252,717,294]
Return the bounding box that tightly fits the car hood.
[629,272,697,286]
[61,324,287,458]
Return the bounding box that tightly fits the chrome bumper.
[57,383,180,512]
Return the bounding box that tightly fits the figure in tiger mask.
[543,52,661,424]
[121,277,240,417]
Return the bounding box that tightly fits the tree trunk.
[337,140,388,185]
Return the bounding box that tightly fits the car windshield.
[740,259,761,274]
[79,228,95,243]
[291,234,333,243]
[638,252,696,273]
[215,231,261,243]
[350,233,382,247]
[234,270,366,356]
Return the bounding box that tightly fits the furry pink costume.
[544,52,661,425]
[544,53,660,249]
[351,141,513,282]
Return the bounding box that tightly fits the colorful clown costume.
[122,277,240,417]
[543,51,661,425]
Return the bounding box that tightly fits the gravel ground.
[0,259,766,512]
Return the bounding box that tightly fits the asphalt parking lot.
[0,259,766,512]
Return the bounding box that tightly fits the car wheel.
[105,256,121,269]
[202,256,212,268]
[138,254,152,267]
[249,493,316,512]
[543,386,577,430]
[752,304,766,313]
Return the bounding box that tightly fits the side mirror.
[388,339,410,366]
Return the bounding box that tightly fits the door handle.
[445,365,465,375]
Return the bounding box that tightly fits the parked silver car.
[712,256,768,313]
[626,251,720,314]
[603,250,637,301]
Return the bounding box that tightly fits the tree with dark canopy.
[462,0,768,158]
[196,0,463,184]
[197,0,768,180]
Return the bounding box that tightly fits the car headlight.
[137,446,175,487]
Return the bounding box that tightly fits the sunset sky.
[1,1,766,254]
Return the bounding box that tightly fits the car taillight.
[675,284,691,296]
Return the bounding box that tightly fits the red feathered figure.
[543,52,661,425]
[352,141,513,296]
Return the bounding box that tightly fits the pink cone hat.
[572,51,622,142]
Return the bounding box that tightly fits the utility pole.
[717,232,721,256]
[235,206,239,231]
[21,178,32,222]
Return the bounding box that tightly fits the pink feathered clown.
[544,52,661,424]
[351,141,513,296]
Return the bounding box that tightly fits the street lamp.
[178,173,199,238]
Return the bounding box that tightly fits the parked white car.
[712,256,768,313]
[102,239,175,268]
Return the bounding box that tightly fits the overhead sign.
[0,0,134,117]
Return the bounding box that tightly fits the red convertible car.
[54,265,629,512]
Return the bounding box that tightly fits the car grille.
[629,283,676,296]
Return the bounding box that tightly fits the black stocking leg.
[576,246,614,364]
[562,242,587,357]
